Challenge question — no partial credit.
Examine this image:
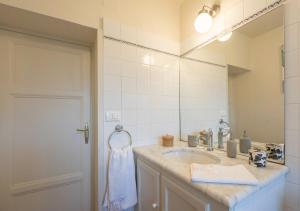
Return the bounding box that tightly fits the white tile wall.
[103,19,180,55]
[284,1,300,210]
[103,38,180,150]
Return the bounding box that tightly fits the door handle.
[77,123,89,144]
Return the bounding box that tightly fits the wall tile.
[285,50,299,78]
[284,182,299,210]
[137,109,151,125]
[103,19,121,39]
[137,30,152,49]
[122,93,137,110]
[286,156,300,184]
[103,75,121,92]
[121,24,137,44]
[104,39,120,58]
[284,0,300,26]
[122,77,137,94]
[137,94,151,110]
[285,77,300,104]
[285,104,300,131]
[137,64,151,94]
[137,48,151,65]
[285,130,300,158]
[121,61,137,78]
[104,58,121,76]
[122,109,137,126]
[103,91,121,110]
[120,42,137,62]
[285,23,299,53]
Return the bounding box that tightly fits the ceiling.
[237,5,284,37]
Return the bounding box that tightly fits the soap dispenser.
[239,130,252,153]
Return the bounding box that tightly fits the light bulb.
[194,12,213,33]
[218,32,232,42]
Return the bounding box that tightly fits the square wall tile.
[137,30,152,49]
[284,0,300,26]
[103,75,121,92]
[137,94,151,110]
[285,104,300,131]
[137,64,151,94]
[285,50,299,78]
[285,130,300,158]
[122,93,137,110]
[285,23,299,53]
[121,61,137,78]
[120,43,137,62]
[103,19,121,39]
[285,77,300,104]
[284,182,299,210]
[286,156,300,184]
[104,91,121,110]
[137,48,151,65]
[122,109,137,126]
[121,24,137,44]
[104,58,121,76]
[104,39,120,58]
[122,77,137,94]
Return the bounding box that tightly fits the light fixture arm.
[198,4,220,17]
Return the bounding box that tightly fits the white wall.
[180,59,228,141]
[284,0,300,210]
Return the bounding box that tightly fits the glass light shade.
[218,32,232,42]
[194,12,213,33]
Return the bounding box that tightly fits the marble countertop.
[133,141,288,208]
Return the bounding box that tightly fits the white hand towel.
[191,163,258,185]
[104,146,137,211]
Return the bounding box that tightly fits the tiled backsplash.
[103,38,180,150]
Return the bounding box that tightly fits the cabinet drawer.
[137,160,160,211]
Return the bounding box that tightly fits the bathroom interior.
[0,0,299,211]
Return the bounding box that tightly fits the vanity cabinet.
[136,158,285,211]
[137,160,160,211]
[136,159,217,211]
[161,176,210,211]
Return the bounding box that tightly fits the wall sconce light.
[194,4,220,33]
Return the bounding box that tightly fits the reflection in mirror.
[180,6,284,164]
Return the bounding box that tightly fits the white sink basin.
[162,148,220,164]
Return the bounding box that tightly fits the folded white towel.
[190,163,258,185]
[104,146,137,211]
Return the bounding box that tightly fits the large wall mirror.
[180,6,284,164]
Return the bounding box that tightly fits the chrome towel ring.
[108,124,132,150]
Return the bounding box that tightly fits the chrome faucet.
[207,128,214,151]
[218,118,231,149]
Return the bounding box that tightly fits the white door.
[0,30,91,211]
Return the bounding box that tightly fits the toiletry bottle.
[239,130,251,153]
[218,128,224,149]
[227,139,237,158]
